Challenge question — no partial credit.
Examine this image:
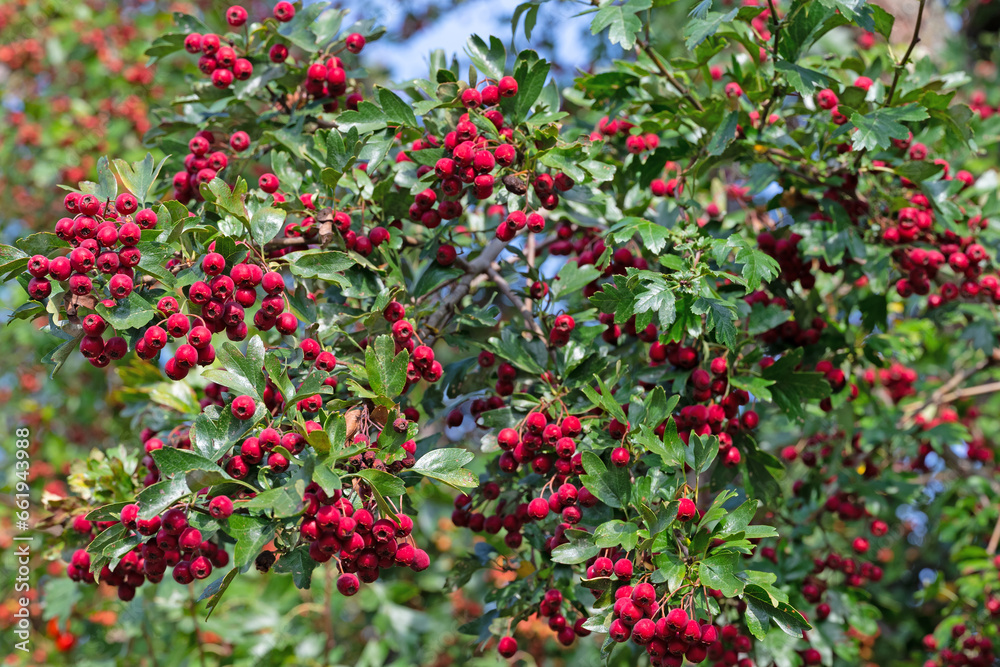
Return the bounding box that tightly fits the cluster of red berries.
[300,36,366,112]
[172,129,245,202]
[969,90,999,119]
[923,623,996,667]
[861,362,917,404]
[784,430,864,471]
[140,251,297,380]
[757,231,817,290]
[27,192,163,364]
[745,290,828,348]
[295,483,430,586]
[604,583,753,667]
[451,487,530,550]
[181,5,254,90]
[66,505,230,601]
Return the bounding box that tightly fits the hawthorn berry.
[677,497,697,522]
[209,496,234,519]
[497,636,518,658]
[345,33,365,54]
[274,1,295,21]
[231,395,256,420]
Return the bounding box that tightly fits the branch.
[482,263,546,339]
[898,357,996,428]
[264,237,312,252]
[883,0,927,108]
[637,41,705,112]
[421,238,508,339]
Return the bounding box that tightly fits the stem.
[637,41,705,112]
[883,0,927,107]
[188,585,207,667]
[422,237,508,339]
[480,263,545,339]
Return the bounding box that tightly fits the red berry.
[497,636,518,658]
[231,395,256,420]
[274,1,295,21]
[336,572,360,596]
[498,76,518,98]
[677,497,697,522]
[610,447,630,467]
[208,496,233,519]
[345,33,365,54]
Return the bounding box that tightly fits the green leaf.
[633,423,684,467]
[607,217,672,254]
[551,529,599,564]
[136,477,190,521]
[136,241,177,287]
[410,448,478,489]
[201,177,249,223]
[95,292,157,330]
[241,486,302,518]
[42,335,82,378]
[377,87,418,128]
[707,111,739,156]
[553,262,602,299]
[412,262,462,297]
[699,552,745,597]
[464,34,506,80]
[313,462,342,497]
[485,327,547,375]
[273,546,319,589]
[355,468,406,497]
[775,61,835,94]
[286,250,356,284]
[590,0,652,50]
[199,567,239,619]
[633,274,677,331]
[276,1,328,51]
[691,296,738,348]
[725,236,780,292]
[848,104,929,152]
[113,153,169,206]
[594,520,639,551]
[652,551,687,591]
[759,348,831,420]
[718,498,758,537]
[151,447,227,478]
[579,451,630,509]
[512,53,550,123]
[685,8,738,49]
[742,583,812,639]
[95,156,117,202]
[250,206,285,244]
[337,101,389,134]
[590,279,637,325]
[312,8,347,46]
[691,432,720,473]
[229,515,276,571]
[365,335,409,400]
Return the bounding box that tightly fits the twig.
[898,357,996,427]
[987,512,1000,556]
[941,380,1000,403]
[189,585,207,667]
[264,237,312,252]
[422,237,508,338]
[883,0,927,108]
[482,263,545,339]
[637,41,705,112]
